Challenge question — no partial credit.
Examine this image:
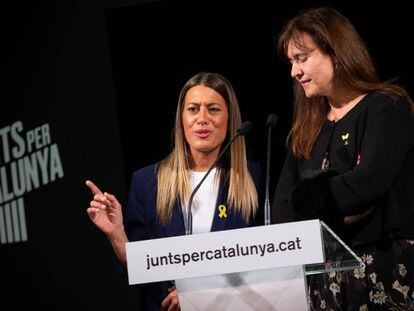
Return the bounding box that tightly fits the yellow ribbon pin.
[218,205,228,218]
[341,133,349,140]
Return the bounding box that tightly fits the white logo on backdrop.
[0,121,64,244]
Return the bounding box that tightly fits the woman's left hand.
[344,206,375,225]
[161,286,180,311]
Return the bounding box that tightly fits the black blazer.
[123,162,263,310]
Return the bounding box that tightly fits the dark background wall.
[0,0,412,310]
[105,0,414,191]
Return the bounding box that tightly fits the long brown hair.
[278,6,413,158]
[156,72,258,225]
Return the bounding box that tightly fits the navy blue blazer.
[122,162,263,311]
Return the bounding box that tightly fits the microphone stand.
[264,114,277,226]
[186,134,240,235]
[186,121,252,235]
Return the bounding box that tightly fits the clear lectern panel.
[175,221,364,311]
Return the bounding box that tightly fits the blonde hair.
[156,72,258,225]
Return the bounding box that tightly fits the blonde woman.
[86,72,262,311]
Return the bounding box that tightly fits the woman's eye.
[298,56,308,63]
[188,107,198,112]
[209,107,220,113]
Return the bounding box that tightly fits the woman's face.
[182,85,229,157]
[287,33,335,98]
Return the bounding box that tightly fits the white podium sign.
[126,219,323,285]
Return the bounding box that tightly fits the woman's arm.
[86,180,129,267]
[330,98,412,215]
[271,147,299,224]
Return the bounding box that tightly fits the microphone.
[237,120,253,135]
[264,114,278,225]
[185,121,253,235]
[266,114,278,128]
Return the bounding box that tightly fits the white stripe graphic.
[4,203,14,243]
[0,206,6,244]
[11,200,20,242]
[18,198,27,241]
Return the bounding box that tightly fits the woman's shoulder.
[131,163,158,182]
[247,161,261,174]
[361,91,413,138]
[128,163,159,197]
[246,161,262,184]
[364,91,411,113]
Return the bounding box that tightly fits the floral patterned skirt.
[307,239,414,311]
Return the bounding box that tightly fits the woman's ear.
[332,56,340,70]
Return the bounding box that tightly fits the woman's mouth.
[194,130,211,138]
[300,79,311,85]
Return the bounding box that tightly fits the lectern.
[126,220,364,310]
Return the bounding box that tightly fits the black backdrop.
[105,0,414,191]
[1,0,412,310]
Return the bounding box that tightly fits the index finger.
[161,292,173,310]
[85,180,103,195]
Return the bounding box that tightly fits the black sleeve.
[116,167,152,279]
[330,98,413,216]
[124,170,148,242]
[271,147,298,224]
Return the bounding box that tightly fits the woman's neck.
[190,148,220,172]
[326,89,366,121]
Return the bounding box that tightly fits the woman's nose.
[291,62,303,79]
[197,107,209,125]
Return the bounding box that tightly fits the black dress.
[272,92,414,310]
